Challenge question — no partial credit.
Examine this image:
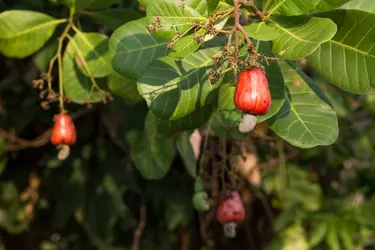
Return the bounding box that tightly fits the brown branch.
[239,0,265,20]
[2,129,52,152]
[132,203,147,250]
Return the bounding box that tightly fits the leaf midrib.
[269,18,314,43]
[329,39,375,59]
[0,19,67,39]
[75,30,111,69]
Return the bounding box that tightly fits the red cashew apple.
[50,113,77,146]
[234,68,271,115]
[216,190,245,238]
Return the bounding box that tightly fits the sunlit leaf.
[263,0,320,16]
[308,10,375,94]
[0,10,66,58]
[341,0,375,14]
[267,61,338,148]
[243,22,280,41]
[69,31,113,78]
[268,15,337,60]
[63,39,107,104]
[146,0,206,39]
[138,47,222,120]
[109,18,168,78]
[313,0,351,12]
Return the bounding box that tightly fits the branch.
[132,203,147,250]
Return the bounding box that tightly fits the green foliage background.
[1,0,375,249]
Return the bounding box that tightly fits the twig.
[239,0,265,20]
[132,203,147,250]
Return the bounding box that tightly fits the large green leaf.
[313,0,351,12]
[70,31,113,78]
[243,22,280,41]
[146,0,206,39]
[308,10,375,94]
[0,10,66,58]
[217,59,285,127]
[267,61,338,148]
[268,15,337,60]
[263,0,320,16]
[158,104,215,133]
[63,39,107,104]
[129,112,175,180]
[109,18,168,78]
[107,71,142,103]
[83,9,143,30]
[341,0,375,13]
[138,47,222,120]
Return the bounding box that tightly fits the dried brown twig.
[132,203,147,250]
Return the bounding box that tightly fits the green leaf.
[83,9,143,30]
[281,224,309,250]
[158,104,215,133]
[168,33,202,59]
[0,10,66,58]
[176,131,197,178]
[308,221,327,247]
[63,39,107,104]
[313,0,351,12]
[339,223,354,250]
[33,40,58,72]
[138,47,222,120]
[107,71,143,103]
[130,112,175,180]
[207,0,220,13]
[188,0,209,16]
[210,112,246,140]
[268,15,337,60]
[326,222,340,250]
[308,10,375,94]
[341,0,375,14]
[267,61,338,148]
[70,31,113,78]
[243,22,280,41]
[109,18,168,78]
[263,0,320,16]
[146,1,206,39]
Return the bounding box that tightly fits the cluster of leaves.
[2,0,375,249]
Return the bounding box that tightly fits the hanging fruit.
[50,113,77,146]
[216,190,245,238]
[234,68,271,115]
[192,176,210,212]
